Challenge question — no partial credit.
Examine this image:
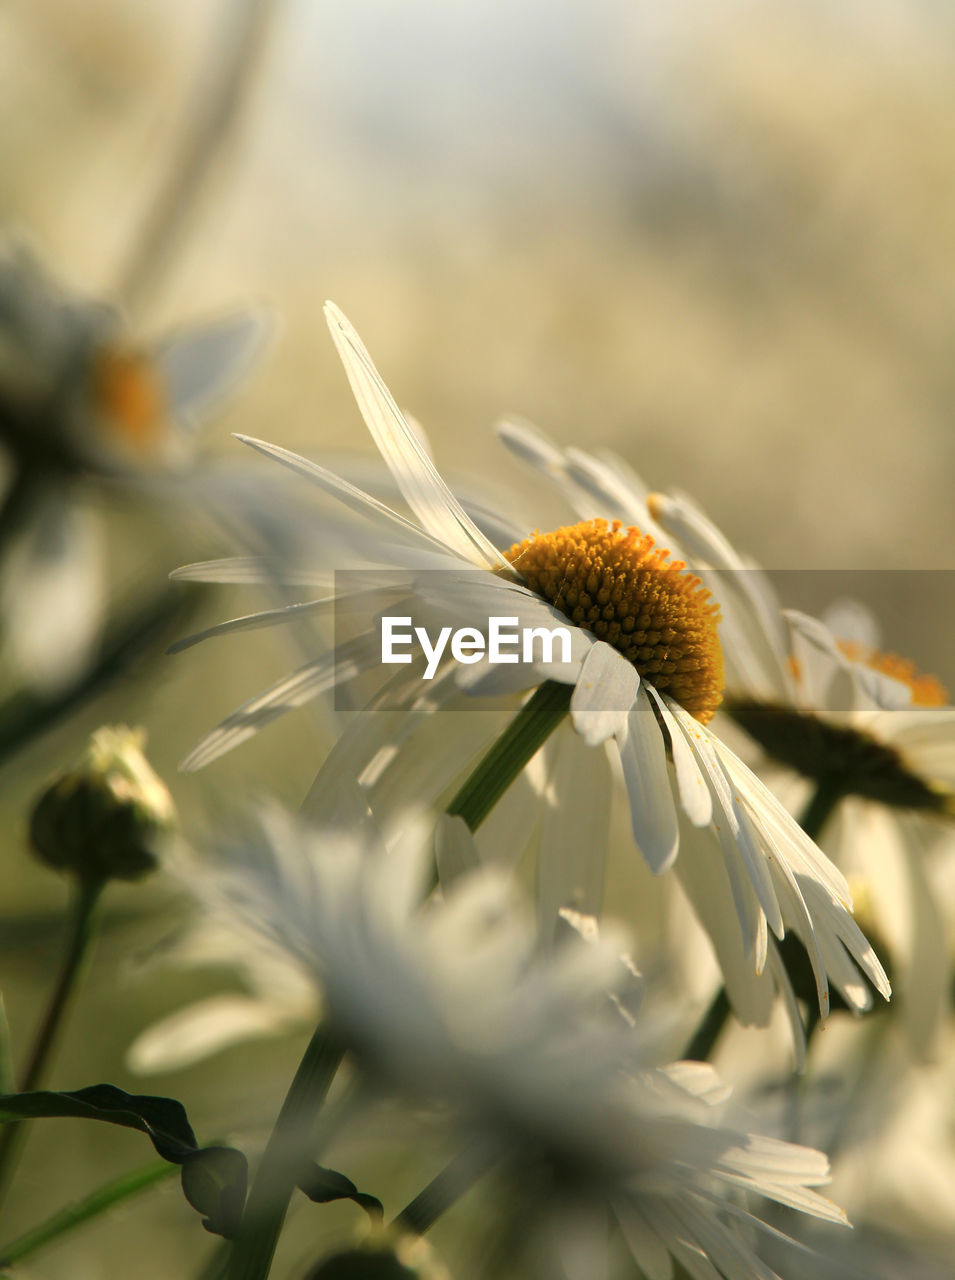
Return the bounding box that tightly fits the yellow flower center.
[90,345,165,453]
[836,640,948,707]
[503,518,724,722]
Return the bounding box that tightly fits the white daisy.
[174,302,889,1030]
[498,420,949,1052]
[0,235,266,691]
[187,796,850,1280]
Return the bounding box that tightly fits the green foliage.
[0,1085,248,1238]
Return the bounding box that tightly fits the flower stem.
[680,777,847,1062]
[0,1159,176,1266]
[446,681,573,832]
[0,877,103,1208]
[797,777,845,844]
[392,1141,498,1236]
[682,987,731,1062]
[223,1025,343,1280]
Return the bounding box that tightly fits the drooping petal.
[646,689,712,827]
[170,555,332,585]
[536,722,612,940]
[571,641,640,746]
[180,633,379,771]
[167,597,335,654]
[616,688,679,874]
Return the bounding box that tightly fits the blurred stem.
[0,1159,175,1266]
[0,584,201,771]
[682,987,731,1063]
[393,1141,498,1236]
[796,777,845,845]
[115,0,280,310]
[0,997,12,1097]
[680,778,847,1062]
[223,1024,343,1280]
[446,681,572,832]
[0,878,103,1210]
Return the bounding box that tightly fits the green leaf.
[298,1161,383,1221]
[181,1146,249,1238]
[0,1086,247,1238]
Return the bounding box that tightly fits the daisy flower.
[186,795,850,1280]
[174,302,888,1033]
[498,420,950,1052]
[0,235,265,691]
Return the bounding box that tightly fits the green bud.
[29,726,176,885]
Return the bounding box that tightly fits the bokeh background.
[1,1,954,1275]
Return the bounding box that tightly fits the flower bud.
[305,1233,449,1280]
[29,726,175,884]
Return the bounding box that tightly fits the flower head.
[173,304,889,1039]
[184,797,848,1279]
[0,235,266,691]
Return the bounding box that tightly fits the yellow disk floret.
[504,518,724,723]
[90,345,165,453]
[837,641,948,707]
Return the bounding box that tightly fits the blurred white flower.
[0,235,266,691]
[181,796,849,1280]
[173,303,887,1030]
[499,421,950,1055]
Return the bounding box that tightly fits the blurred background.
[0,0,954,1275]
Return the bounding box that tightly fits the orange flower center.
[90,345,165,453]
[504,518,724,722]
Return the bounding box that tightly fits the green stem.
[681,777,847,1062]
[797,777,845,844]
[0,878,103,1208]
[223,1025,343,1280]
[0,997,12,1097]
[0,1160,176,1266]
[392,1142,497,1237]
[446,681,572,832]
[682,987,731,1062]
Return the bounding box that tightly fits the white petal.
[126,993,304,1073]
[170,556,331,585]
[616,688,679,874]
[167,597,334,654]
[156,311,269,427]
[614,1202,673,1280]
[820,597,881,650]
[234,434,455,557]
[2,489,105,693]
[645,689,712,827]
[180,634,377,771]
[570,641,640,746]
[537,723,612,941]
[325,302,511,572]
[495,416,566,471]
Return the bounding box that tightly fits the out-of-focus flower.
[171,303,888,1032]
[305,1230,449,1280]
[0,235,266,692]
[30,724,175,885]
[178,795,850,1280]
[498,421,951,1055]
